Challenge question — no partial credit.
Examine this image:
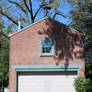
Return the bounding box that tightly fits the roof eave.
[8,17,48,37]
[9,17,80,38]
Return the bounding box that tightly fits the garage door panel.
[18,71,77,92]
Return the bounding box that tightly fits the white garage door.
[18,71,77,92]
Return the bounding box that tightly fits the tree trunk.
[31,17,34,24]
[23,1,30,25]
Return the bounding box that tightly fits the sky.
[1,0,72,31]
[32,0,72,25]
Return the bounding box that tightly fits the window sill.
[40,54,54,57]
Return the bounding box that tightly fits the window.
[40,40,54,56]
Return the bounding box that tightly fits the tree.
[0,18,12,91]
[69,0,92,80]
[0,0,65,27]
[0,0,79,29]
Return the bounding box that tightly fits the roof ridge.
[9,17,80,37]
[9,17,48,37]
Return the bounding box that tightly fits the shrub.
[74,77,92,92]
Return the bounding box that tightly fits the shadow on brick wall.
[38,19,84,66]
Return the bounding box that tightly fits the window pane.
[45,47,52,53]
[42,40,53,46]
[42,47,52,53]
[42,47,46,53]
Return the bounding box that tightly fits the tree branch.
[0,11,18,25]
[8,0,30,25]
[53,11,66,20]
[7,0,26,13]
[29,0,34,22]
[34,7,41,19]
[23,0,31,14]
[24,9,30,25]
[23,0,34,23]
[0,9,23,28]
[2,33,9,39]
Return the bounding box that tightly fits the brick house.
[9,17,85,92]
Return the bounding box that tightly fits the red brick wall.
[9,18,85,92]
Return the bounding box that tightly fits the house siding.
[9,18,85,92]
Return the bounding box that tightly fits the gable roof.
[9,17,49,37]
[9,17,79,37]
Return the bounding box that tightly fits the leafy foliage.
[86,63,92,80]
[69,0,92,80]
[0,35,9,88]
[0,19,12,88]
[74,77,92,92]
